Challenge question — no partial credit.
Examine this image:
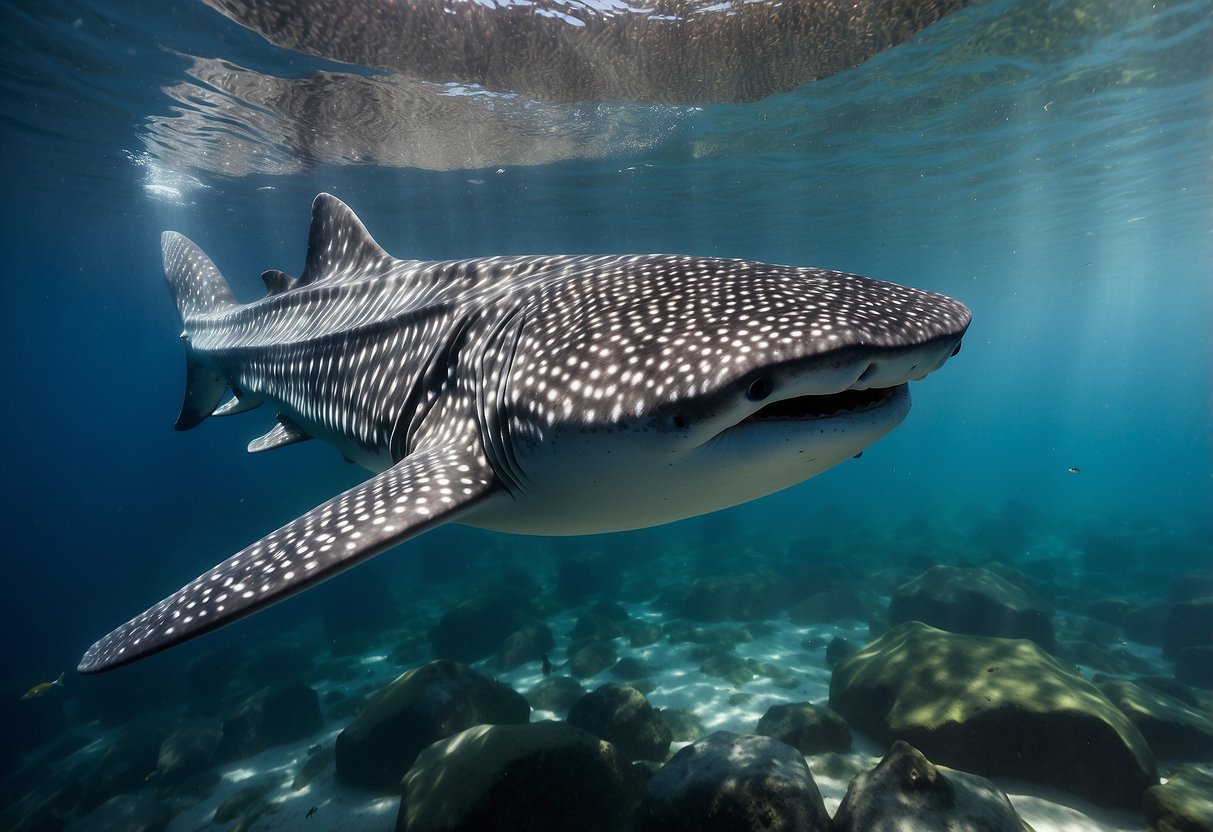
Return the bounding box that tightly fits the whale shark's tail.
[162,231,239,431]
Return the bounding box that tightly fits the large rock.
[832,741,1034,832]
[754,702,851,755]
[636,731,831,832]
[568,639,617,679]
[499,623,556,672]
[336,659,529,791]
[214,683,322,761]
[157,718,222,784]
[398,722,640,832]
[1142,766,1213,832]
[829,622,1157,807]
[1100,679,1213,759]
[567,684,672,762]
[888,566,1054,647]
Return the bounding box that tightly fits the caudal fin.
[162,232,238,430]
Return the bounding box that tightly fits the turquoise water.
[1,0,1210,826]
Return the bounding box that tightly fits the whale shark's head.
[468,256,971,534]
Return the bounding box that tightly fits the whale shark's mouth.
[739,384,902,424]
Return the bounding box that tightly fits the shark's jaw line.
[733,384,899,428]
[77,193,971,673]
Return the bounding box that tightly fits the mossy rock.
[888,565,1054,647]
[829,622,1157,807]
[832,741,1034,832]
[755,702,851,755]
[568,639,617,679]
[336,659,529,791]
[1143,766,1213,832]
[398,722,640,832]
[636,731,830,832]
[499,622,556,672]
[568,684,672,763]
[1100,679,1213,760]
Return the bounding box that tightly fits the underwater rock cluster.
[5,540,1213,832]
[335,658,530,791]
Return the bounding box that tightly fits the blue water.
[1,0,1210,815]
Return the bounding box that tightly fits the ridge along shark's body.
[78,194,970,673]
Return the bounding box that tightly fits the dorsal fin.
[298,193,393,287]
[261,268,298,297]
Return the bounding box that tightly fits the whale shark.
[78,194,970,672]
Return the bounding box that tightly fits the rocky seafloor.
[4,501,1212,832]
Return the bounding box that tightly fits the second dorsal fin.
[298,193,393,287]
[261,268,298,297]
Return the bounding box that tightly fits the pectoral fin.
[248,414,312,453]
[78,442,498,673]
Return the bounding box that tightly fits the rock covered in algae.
[567,683,672,763]
[1100,679,1213,760]
[888,565,1054,646]
[636,731,831,832]
[336,659,528,791]
[398,722,640,832]
[755,702,852,756]
[1142,766,1213,832]
[832,740,1034,832]
[829,621,1157,806]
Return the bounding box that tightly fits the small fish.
[1067,467,1081,474]
[541,652,552,677]
[306,807,318,819]
[144,770,160,782]
[21,672,65,700]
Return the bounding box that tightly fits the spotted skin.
[78,194,970,673]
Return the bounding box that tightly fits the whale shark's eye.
[746,377,773,402]
[672,415,689,429]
